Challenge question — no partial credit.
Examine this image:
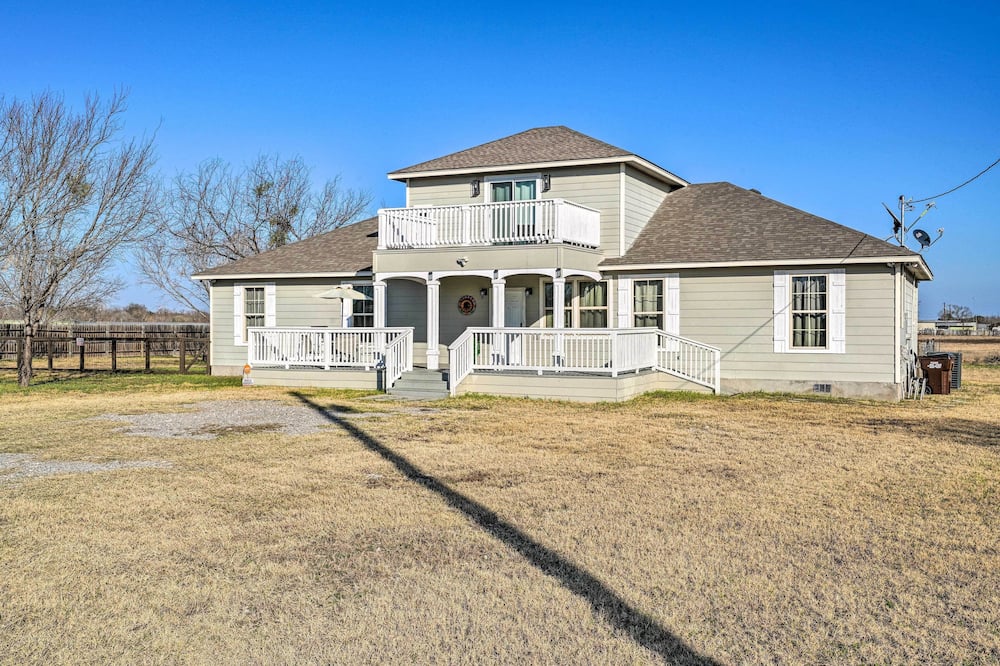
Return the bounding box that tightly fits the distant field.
[1,369,998,664]
[920,335,1000,362]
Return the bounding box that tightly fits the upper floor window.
[488,177,538,203]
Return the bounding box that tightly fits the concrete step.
[388,368,449,399]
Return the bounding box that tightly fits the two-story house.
[194,126,931,400]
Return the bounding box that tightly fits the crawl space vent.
[812,383,832,394]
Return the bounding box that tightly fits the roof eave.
[600,254,933,279]
[389,155,689,188]
[191,270,373,281]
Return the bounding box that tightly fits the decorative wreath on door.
[457,295,477,315]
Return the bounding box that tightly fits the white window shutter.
[617,277,632,328]
[829,270,846,353]
[233,285,243,345]
[665,273,680,335]
[264,283,276,327]
[773,272,788,353]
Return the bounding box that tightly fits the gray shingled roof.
[391,126,634,175]
[192,217,378,277]
[602,182,919,266]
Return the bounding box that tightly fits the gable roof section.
[389,126,688,186]
[602,182,931,277]
[192,217,378,279]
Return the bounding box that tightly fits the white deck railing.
[448,328,720,396]
[248,327,414,387]
[378,199,601,249]
[654,331,721,392]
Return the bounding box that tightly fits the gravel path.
[2,400,439,485]
[0,453,171,485]
[94,400,439,440]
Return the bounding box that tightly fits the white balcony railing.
[248,327,414,387]
[447,328,721,395]
[378,199,601,249]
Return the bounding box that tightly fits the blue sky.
[3,1,998,317]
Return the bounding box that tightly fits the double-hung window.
[233,283,275,346]
[351,285,374,328]
[774,269,845,353]
[633,279,664,328]
[791,276,827,347]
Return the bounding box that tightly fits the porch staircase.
[388,367,450,400]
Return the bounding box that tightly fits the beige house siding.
[386,279,427,340]
[210,278,363,371]
[407,175,476,207]
[622,165,673,252]
[674,265,896,385]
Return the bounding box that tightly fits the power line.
[911,156,1000,203]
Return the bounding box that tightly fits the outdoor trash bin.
[919,356,954,395]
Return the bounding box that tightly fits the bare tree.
[939,303,974,321]
[138,155,371,313]
[0,90,158,386]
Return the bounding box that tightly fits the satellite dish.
[913,229,932,248]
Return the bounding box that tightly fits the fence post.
[47,340,54,370]
[144,338,151,372]
[111,338,117,372]
[79,342,85,371]
[179,336,187,374]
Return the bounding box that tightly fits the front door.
[504,288,526,364]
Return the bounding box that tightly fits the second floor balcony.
[377,199,601,250]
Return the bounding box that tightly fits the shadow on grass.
[291,391,719,665]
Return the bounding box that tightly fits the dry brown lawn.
[1,368,998,664]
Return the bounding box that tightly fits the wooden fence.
[0,335,210,374]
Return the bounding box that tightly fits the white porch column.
[553,274,566,328]
[491,277,506,327]
[373,280,387,328]
[552,273,566,365]
[426,278,441,370]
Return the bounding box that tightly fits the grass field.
[1,367,998,664]
[921,335,1000,363]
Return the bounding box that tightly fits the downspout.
[893,263,902,386]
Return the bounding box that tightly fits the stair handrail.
[447,328,475,396]
[654,330,721,393]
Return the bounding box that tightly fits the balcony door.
[490,178,537,241]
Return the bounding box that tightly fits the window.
[244,287,265,338]
[488,174,539,240]
[233,283,275,346]
[579,282,608,327]
[791,276,827,347]
[351,285,374,327]
[541,280,608,328]
[773,269,845,354]
[633,279,663,328]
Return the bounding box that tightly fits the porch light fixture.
[525,287,533,296]
[479,288,488,297]
[470,179,480,197]
[541,174,551,192]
